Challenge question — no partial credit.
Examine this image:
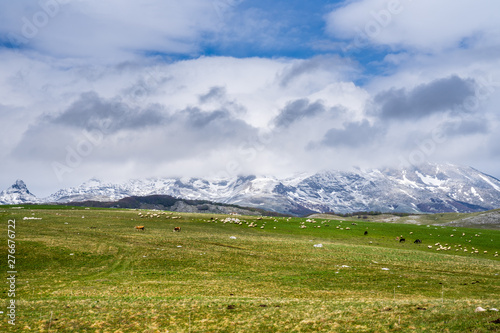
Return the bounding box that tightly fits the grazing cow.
[135,226,145,231]
[364,231,368,235]
[399,238,406,243]
[173,227,181,232]
[414,239,422,244]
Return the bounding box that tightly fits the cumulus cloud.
[318,120,384,148]
[1,0,500,196]
[13,90,257,154]
[369,76,476,120]
[0,0,231,60]
[439,118,489,137]
[174,107,252,135]
[272,99,326,128]
[278,55,356,87]
[199,86,227,104]
[325,0,500,52]
[47,92,166,132]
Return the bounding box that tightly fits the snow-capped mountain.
[0,180,40,205]
[3,163,500,215]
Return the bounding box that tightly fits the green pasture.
[0,206,499,332]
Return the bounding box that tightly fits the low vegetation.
[1,205,499,332]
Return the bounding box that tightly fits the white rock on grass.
[313,244,323,248]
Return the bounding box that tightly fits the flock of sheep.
[205,216,277,229]
[138,211,182,219]
[427,240,498,256]
[132,211,498,257]
[135,211,183,232]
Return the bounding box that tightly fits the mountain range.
[2,163,500,216]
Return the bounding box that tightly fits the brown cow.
[173,227,181,232]
[135,226,145,231]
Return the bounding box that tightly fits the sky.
[1,0,500,197]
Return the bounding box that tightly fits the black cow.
[414,239,422,244]
[399,238,406,243]
[364,231,368,235]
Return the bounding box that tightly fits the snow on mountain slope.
[0,180,40,205]
[3,163,500,215]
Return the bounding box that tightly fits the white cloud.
[0,53,365,195]
[1,0,500,197]
[0,0,230,61]
[2,47,499,196]
[326,0,500,52]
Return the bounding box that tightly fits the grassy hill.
[1,205,499,332]
[55,194,289,217]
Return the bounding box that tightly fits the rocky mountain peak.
[0,179,39,204]
[11,179,29,192]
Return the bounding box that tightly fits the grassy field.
[0,205,499,332]
[309,211,499,229]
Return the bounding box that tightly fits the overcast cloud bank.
[0,0,499,196]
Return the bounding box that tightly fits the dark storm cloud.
[48,92,165,133]
[319,120,384,148]
[372,76,476,120]
[273,99,326,128]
